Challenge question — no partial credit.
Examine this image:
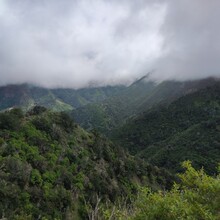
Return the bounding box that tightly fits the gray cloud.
[153,0,220,81]
[0,0,219,88]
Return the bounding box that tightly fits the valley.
[1,1,219,218]
[0,77,219,219]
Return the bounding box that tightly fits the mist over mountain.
[0,83,125,111]
[0,0,220,88]
[72,77,219,134]
[0,1,220,219]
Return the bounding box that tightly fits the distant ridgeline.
[0,77,218,116]
[0,83,125,112]
[72,77,219,135]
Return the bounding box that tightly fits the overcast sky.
[0,0,219,88]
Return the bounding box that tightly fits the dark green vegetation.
[52,85,125,109]
[1,77,220,219]
[112,82,220,174]
[102,162,220,220]
[0,107,174,219]
[0,84,72,112]
[72,77,156,134]
[72,77,218,135]
[0,84,125,112]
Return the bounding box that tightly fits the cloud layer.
[154,0,220,81]
[0,0,219,88]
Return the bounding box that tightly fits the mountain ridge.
[111,82,220,174]
[0,83,125,112]
[72,77,220,135]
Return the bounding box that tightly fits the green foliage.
[1,79,219,219]
[102,162,220,220]
[28,105,47,115]
[73,77,218,135]
[0,83,125,112]
[113,83,220,174]
[0,108,172,219]
[72,80,156,134]
[52,85,125,108]
[30,169,42,186]
[0,108,23,130]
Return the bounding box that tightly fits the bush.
[104,161,220,220]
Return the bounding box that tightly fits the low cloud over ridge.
[0,0,219,88]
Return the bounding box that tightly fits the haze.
[0,0,219,88]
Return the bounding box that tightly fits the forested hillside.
[0,84,125,112]
[52,85,125,109]
[112,82,220,174]
[0,107,174,219]
[0,78,220,219]
[72,77,156,134]
[72,77,219,135]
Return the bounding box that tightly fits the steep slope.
[72,77,156,134]
[112,82,220,174]
[73,77,219,135]
[0,107,174,219]
[138,77,219,111]
[52,85,125,108]
[0,84,125,112]
[0,84,73,112]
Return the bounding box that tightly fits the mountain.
[0,84,72,112]
[111,82,220,174]
[137,77,219,112]
[71,76,156,134]
[72,77,219,135]
[0,107,174,219]
[51,85,125,108]
[0,84,125,112]
[0,78,219,219]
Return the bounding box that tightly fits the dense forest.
[0,107,174,219]
[112,83,220,174]
[0,78,220,219]
[72,77,218,135]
